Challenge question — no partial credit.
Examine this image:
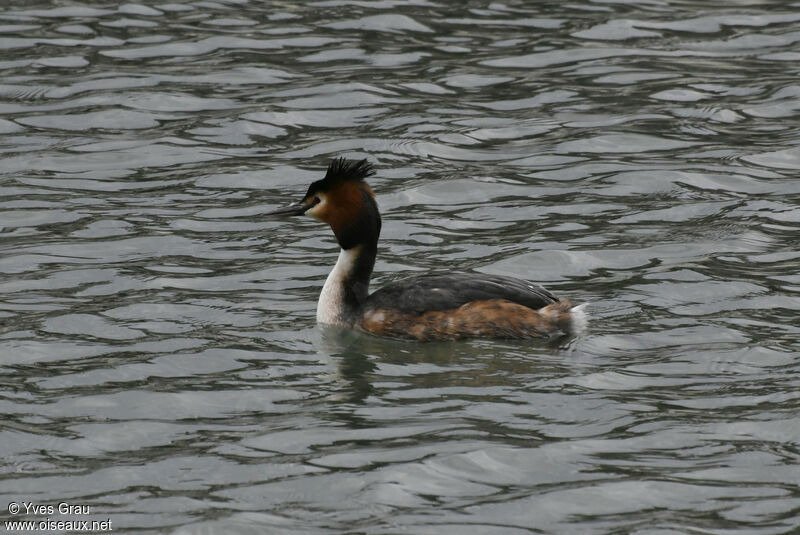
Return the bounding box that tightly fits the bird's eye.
[312,196,321,206]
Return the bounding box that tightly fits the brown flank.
[359,299,575,341]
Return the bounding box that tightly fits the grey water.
[1,1,799,533]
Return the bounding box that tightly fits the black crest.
[322,158,375,186]
[305,158,375,198]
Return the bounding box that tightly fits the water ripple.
[1,1,799,534]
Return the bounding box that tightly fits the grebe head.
[266,158,381,250]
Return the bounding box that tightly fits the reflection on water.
[1,1,799,533]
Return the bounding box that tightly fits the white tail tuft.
[569,303,589,334]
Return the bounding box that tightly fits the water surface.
[1,1,799,534]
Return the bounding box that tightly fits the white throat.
[317,247,359,326]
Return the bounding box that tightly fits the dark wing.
[364,273,558,314]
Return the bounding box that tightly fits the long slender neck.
[316,185,381,326]
[316,243,377,326]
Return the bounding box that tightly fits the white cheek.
[306,195,327,221]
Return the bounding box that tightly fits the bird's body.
[267,158,586,341]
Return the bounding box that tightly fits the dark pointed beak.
[264,202,310,219]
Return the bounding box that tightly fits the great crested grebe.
[267,158,587,341]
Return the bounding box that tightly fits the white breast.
[316,248,359,326]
